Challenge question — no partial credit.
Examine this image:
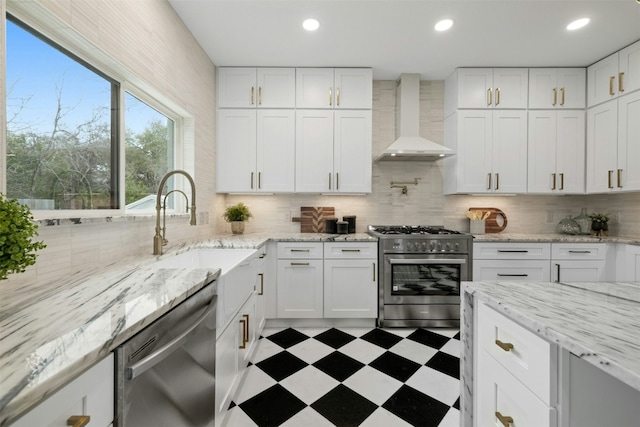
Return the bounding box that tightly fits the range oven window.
[391,263,460,296]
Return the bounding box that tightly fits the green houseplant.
[223,203,252,235]
[0,194,46,280]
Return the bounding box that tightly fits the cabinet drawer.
[473,260,551,282]
[474,243,551,260]
[13,354,114,427]
[551,243,607,260]
[476,350,556,427]
[324,242,377,259]
[477,302,557,405]
[277,242,323,258]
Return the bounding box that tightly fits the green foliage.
[223,203,253,222]
[587,212,610,223]
[0,194,46,279]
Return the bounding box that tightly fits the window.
[5,16,179,213]
[6,16,119,210]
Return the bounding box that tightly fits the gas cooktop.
[368,225,465,236]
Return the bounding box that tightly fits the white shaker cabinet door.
[586,99,618,193]
[295,110,334,192]
[324,259,377,318]
[491,110,528,193]
[216,109,257,192]
[296,68,335,108]
[617,90,640,192]
[333,110,372,193]
[256,109,295,192]
[333,68,373,109]
[256,68,295,108]
[277,259,324,318]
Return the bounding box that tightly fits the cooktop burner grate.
[369,225,464,235]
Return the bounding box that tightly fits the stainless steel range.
[368,225,473,328]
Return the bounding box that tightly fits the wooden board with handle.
[468,207,508,233]
[292,207,335,233]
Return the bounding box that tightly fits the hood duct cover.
[376,73,454,161]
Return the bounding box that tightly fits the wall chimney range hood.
[376,73,453,161]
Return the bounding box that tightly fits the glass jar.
[556,215,580,235]
[573,208,591,235]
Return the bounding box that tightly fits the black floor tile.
[239,384,306,427]
[313,327,357,349]
[453,331,461,340]
[382,384,450,427]
[256,351,308,381]
[369,351,421,382]
[311,384,378,426]
[266,328,310,349]
[313,351,365,382]
[407,328,450,349]
[425,351,460,379]
[360,328,403,349]
[453,397,460,410]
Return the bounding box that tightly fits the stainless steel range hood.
[376,73,453,161]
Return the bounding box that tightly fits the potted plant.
[587,212,610,236]
[223,202,253,235]
[0,194,46,280]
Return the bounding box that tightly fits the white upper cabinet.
[529,68,586,109]
[453,68,528,110]
[218,67,295,108]
[296,68,372,109]
[528,110,585,194]
[586,90,640,193]
[587,40,640,108]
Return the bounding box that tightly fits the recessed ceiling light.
[303,18,320,31]
[567,18,590,31]
[435,19,454,32]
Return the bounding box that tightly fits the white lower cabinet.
[551,243,608,282]
[473,242,551,282]
[615,244,640,281]
[13,354,114,427]
[277,257,324,318]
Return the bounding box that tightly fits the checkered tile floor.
[223,327,461,426]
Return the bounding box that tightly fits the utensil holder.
[470,220,485,235]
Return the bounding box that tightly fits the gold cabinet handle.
[251,86,255,105]
[495,173,500,190]
[67,416,91,427]
[496,87,501,105]
[336,173,339,190]
[560,172,564,190]
[552,173,556,190]
[495,339,514,351]
[243,314,249,342]
[487,173,492,190]
[239,318,247,349]
[487,88,493,106]
[336,87,340,106]
[608,170,613,189]
[258,273,264,295]
[609,76,615,96]
[619,72,624,92]
[291,262,310,266]
[617,169,623,188]
[329,87,332,106]
[291,249,310,252]
[560,87,565,105]
[495,411,514,427]
[372,262,376,281]
[552,87,557,106]
[258,86,262,105]
[250,172,254,189]
[329,172,332,190]
[258,172,262,189]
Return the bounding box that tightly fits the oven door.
[383,254,469,305]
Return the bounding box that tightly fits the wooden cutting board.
[292,207,335,233]
[469,207,508,233]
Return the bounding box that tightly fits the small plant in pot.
[0,194,46,280]
[587,212,610,236]
[223,203,252,235]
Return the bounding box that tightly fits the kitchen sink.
[150,248,257,274]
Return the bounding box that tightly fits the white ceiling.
[168,0,640,80]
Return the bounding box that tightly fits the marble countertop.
[463,280,640,392]
[0,232,376,425]
[472,232,640,245]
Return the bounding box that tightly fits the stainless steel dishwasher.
[115,271,219,427]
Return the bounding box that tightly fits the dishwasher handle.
[125,295,216,380]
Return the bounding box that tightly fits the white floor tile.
[221,406,258,427]
[389,337,439,364]
[359,407,414,427]
[440,337,460,358]
[287,338,334,364]
[279,365,340,405]
[339,338,387,364]
[406,366,461,406]
[279,407,335,427]
[234,365,277,404]
[251,338,285,363]
[342,365,403,406]
[438,407,461,427]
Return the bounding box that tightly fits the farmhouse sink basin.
[150,248,257,274]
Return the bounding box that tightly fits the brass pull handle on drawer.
[619,72,624,92]
[67,415,91,427]
[258,273,264,295]
[609,76,615,96]
[291,249,310,252]
[495,411,514,427]
[239,318,247,349]
[495,339,514,352]
[552,87,557,106]
[291,262,310,266]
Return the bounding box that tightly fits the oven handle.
[389,259,466,265]
[125,295,216,380]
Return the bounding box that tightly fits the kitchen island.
[461,280,640,427]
